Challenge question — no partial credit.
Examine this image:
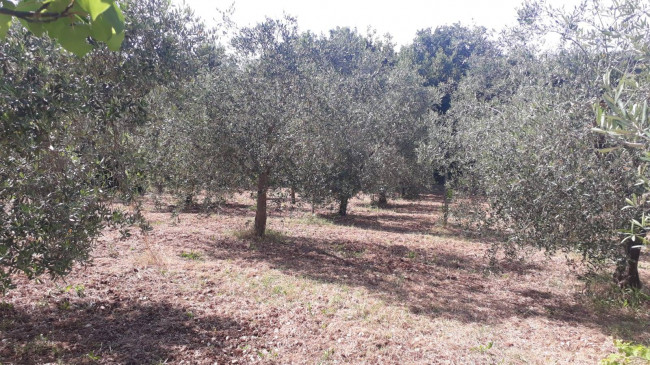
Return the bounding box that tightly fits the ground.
[1,193,649,364]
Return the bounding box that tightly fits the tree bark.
[338,195,349,216]
[442,173,449,227]
[615,241,642,289]
[254,170,270,237]
[377,191,388,207]
[290,186,296,205]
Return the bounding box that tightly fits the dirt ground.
[1,193,649,364]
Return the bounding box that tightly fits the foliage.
[0,0,206,292]
[470,341,493,353]
[591,1,650,246]
[0,27,112,292]
[3,0,648,295]
[0,0,125,56]
[601,340,650,365]
[582,272,650,310]
[433,0,650,281]
[402,24,492,112]
[179,251,202,261]
[293,28,430,213]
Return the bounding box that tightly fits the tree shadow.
[321,213,436,235]
[204,234,543,319]
[153,202,254,220]
[380,200,442,215]
[143,191,650,346]
[199,232,650,345]
[0,299,256,364]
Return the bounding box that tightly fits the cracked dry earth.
[1,193,649,364]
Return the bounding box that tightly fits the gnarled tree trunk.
[338,195,349,216]
[254,170,270,237]
[377,191,388,207]
[442,171,450,227]
[615,241,642,289]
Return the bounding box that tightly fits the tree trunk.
[290,186,296,205]
[254,170,269,237]
[442,174,449,227]
[377,191,388,207]
[338,195,349,216]
[615,241,642,289]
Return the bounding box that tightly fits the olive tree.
[228,16,307,236]
[440,0,648,286]
[0,29,116,292]
[406,24,496,221]
[293,28,429,214]
[588,0,650,288]
[0,0,212,291]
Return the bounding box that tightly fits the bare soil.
[1,193,649,364]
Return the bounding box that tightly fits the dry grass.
[1,192,649,364]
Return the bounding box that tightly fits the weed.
[582,273,650,310]
[601,340,650,364]
[321,306,337,316]
[57,299,71,311]
[86,351,101,361]
[471,341,494,353]
[272,285,287,296]
[185,311,195,319]
[180,251,202,261]
[321,347,335,362]
[406,251,417,259]
[64,284,86,298]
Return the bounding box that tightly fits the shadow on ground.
[203,233,650,344]
[322,212,436,235]
[195,194,650,345]
[0,300,253,364]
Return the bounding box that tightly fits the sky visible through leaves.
[175,0,583,46]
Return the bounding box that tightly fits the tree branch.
[0,1,75,23]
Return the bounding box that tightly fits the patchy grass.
[232,228,289,246]
[582,272,650,312]
[1,193,648,364]
[179,251,203,261]
[293,214,334,226]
